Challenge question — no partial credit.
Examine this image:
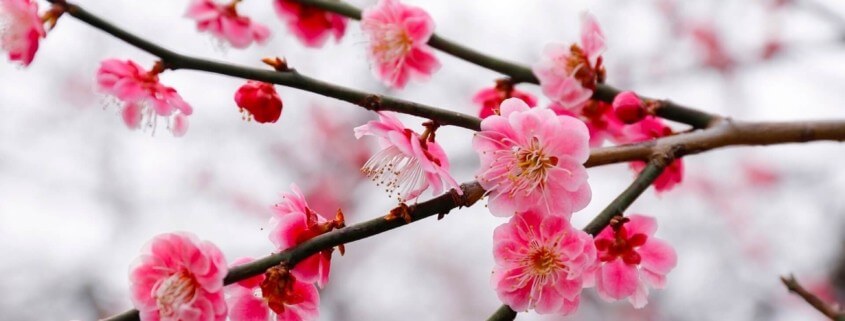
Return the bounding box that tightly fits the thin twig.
[50,1,482,131]
[781,274,845,321]
[291,0,721,128]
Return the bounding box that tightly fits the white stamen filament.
[362,145,426,202]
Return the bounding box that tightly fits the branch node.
[384,203,412,224]
[360,95,382,111]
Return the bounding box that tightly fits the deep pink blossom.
[96,59,193,136]
[269,184,344,287]
[621,117,684,192]
[0,0,45,66]
[492,210,597,315]
[532,13,606,111]
[593,215,677,308]
[274,0,347,48]
[186,0,270,49]
[355,112,460,202]
[473,80,537,119]
[613,91,646,124]
[129,232,228,321]
[235,81,283,123]
[474,98,591,217]
[361,0,439,89]
[227,258,320,321]
[551,101,626,148]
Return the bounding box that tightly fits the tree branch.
[292,0,721,128]
[50,1,482,131]
[781,274,845,321]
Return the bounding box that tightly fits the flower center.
[509,137,558,191]
[154,271,198,317]
[529,247,561,275]
[372,24,413,62]
[595,226,648,265]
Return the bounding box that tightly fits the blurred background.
[2,0,845,320]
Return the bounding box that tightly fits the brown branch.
[781,274,845,321]
[292,0,721,128]
[49,1,482,131]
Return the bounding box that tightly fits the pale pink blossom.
[186,0,270,49]
[492,210,597,315]
[96,59,193,136]
[550,101,626,148]
[274,0,347,48]
[355,112,460,202]
[361,0,439,89]
[593,215,677,308]
[0,0,45,66]
[228,258,320,321]
[129,232,228,321]
[474,98,591,217]
[532,13,606,111]
[234,81,283,123]
[473,81,537,119]
[621,117,684,192]
[269,184,344,287]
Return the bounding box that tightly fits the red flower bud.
[235,81,283,123]
[613,91,646,124]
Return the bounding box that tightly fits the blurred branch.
[293,0,720,128]
[781,274,845,321]
[490,157,671,320]
[49,1,482,131]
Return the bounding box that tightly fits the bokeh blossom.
[361,0,439,89]
[0,0,46,66]
[129,232,228,321]
[274,0,347,48]
[474,98,591,217]
[186,0,270,49]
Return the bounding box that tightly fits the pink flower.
[492,210,597,315]
[551,101,626,148]
[361,0,439,89]
[129,232,228,321]
[186,0,270,49]
[228,258,320,321]
[96,59,193,136]
[621,117,684,192]
[474,98,591,217]
[612,91,646,124]
[532,13,606,111]
[0,0,45,66]
[593,215,677,308]
[235,81,283,123]
[473,80,538,119]
[354,112,460,202]
[269,184,344,288]
[274,0,347,48]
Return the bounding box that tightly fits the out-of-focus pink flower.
[688,22,735,72]
[129,232,228,321]
[274,0,347,48]
[355,112,460,202]
[234,81,283,123]
[96,59,193,136]
[593,215,677,308]
[474,98,591,217]
[0,0,46,66]
[269,184,344,287]
[361,0,439,89]
[473,80,537,119]
[186,0,270,49]
[492,210,597,315]
[228,258,320,321]
[613,91,646,124]
[622,117,684,192]
[532,13,606,111]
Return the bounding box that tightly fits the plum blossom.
[274,0,347,48]
[361,0,439,89]
[473,80,537,119]
[474,98,591,217]
[551,101,626,148]
[492,210,597,315]
[0,0,46,66]
[593,215,677,308]
[186,0,270,49]
[96,59,193,136]
[235,81,283,123]
[612,91,646,124]
[227,258,320,321]
[532,13,606,111]
[129,232,228,321]
[354,112,460,202]
[269,184,344,288]
[622,117,684,192]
